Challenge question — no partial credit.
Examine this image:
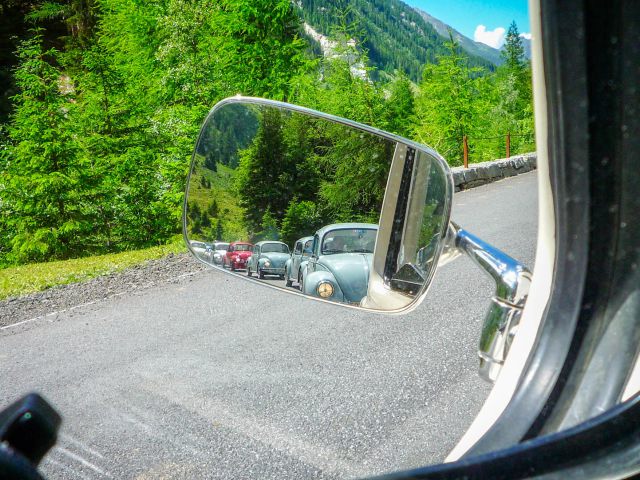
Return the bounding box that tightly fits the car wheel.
[279,274,285,280]
[285,270,292,287]
[258,268,265,279]
[230,264,235,272]
[247,265,252,277]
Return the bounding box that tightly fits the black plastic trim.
[462,0,593,454]
[384,146,416,282]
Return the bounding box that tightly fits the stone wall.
[451,152,537,191]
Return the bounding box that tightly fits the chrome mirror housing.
[183,97,453,312]
[448,223,532,382]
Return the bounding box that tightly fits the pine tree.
[235,107,289,234]
[384,72,416,138]
[501,21,526,71]
[2,34,84,262]
[415,34,484,165]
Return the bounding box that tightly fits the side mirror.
[184,97,452,311]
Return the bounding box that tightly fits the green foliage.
[257,208,280,241]
[0,3,535,270]
[501,22,526,71]
[297,0,495,82]
[415,36,484,165]
[234,106,322,239]
[1,34,85,263]
[383,72,416,137]
[280,200,321,247]
[0,237,185,299]
[218,0,308,100]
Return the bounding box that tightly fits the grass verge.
[0,238,187,301]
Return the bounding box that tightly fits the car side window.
[303,239,313,255]
[228,245,234,253]
[312,235,320,256]
[294,242,302,254]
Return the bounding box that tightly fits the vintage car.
[247,241,291,279]
[210,241,230,265]
[189,240,212,260]
[284,236,313,287]
[223,241,253,271]
[301,223,378,304]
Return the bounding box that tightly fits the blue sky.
[403,0,531,49]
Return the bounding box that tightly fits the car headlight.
[264,260,271,267]
[317,281,334,298]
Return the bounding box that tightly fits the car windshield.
[215,243,229,251]
[190,241,206,249]
[321,228,377,255]
[261,243,289,253]
[234,244,251,251]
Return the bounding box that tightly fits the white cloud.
[520,32,532,40]
[474,25,506,49]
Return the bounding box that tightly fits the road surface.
[0,172,538,479]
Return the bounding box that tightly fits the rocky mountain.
[295,0,498,81]
[415,9,532,61]
[413,9,504,66]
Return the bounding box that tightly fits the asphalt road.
[0,171,538,479]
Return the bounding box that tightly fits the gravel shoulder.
[0,253,206,328]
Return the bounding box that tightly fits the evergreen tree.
[208,200,219,218]
[215,219,224,241]
[2,34,84,262]
[383,72,416,138]
[219,0,308,100]
[501,21,526,71]
[415,35,484,165]
[257,208,279,241]
[280,200,321,247]
[235,108,289,235]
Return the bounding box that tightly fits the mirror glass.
[184,99,451,311]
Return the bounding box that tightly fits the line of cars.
[202,223,379,304]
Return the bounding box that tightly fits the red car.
[223,241,253,271]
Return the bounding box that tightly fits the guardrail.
[451,152,537,192]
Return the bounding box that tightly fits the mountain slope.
[295,0,497,81]
[413,9,504,66]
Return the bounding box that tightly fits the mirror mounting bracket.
[447,222,532,382]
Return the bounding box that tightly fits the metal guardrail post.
[463,135,469,168]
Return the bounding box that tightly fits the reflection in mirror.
[364,144,451,310]
[184,98,451,311]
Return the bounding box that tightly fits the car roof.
[296,236,314,244]
[229,241,253,246]
[255,240,288,246]
[314,223,378,238]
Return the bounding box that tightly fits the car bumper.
[261,267,285,275]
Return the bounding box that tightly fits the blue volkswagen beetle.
[301,223,378,304]
[247,241,291,279]
[284,236,313,287]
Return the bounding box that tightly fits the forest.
[0,0,534,266]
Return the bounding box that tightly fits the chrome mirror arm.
[443,222,532,382]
